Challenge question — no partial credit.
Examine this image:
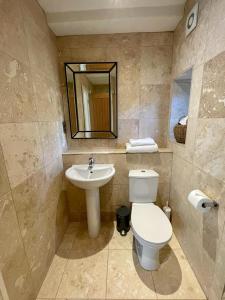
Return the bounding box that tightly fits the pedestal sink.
[65,164,115,238]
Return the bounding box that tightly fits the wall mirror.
[65,62,117,139]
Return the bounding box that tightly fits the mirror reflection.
[65,62,117,139]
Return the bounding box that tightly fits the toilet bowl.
[131,202,172,270]
[129,170,173,270]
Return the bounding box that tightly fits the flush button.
[141,170,146,172]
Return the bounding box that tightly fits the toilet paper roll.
[188,189,212,213]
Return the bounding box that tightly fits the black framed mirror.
[65,62,118,139]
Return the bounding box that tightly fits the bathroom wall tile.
[194,118,225,156]
[57,34,112,49]
[39,122,62,166]
[140,32,174,47]
[58,33,173,149]
[107,249,157,299]
[208,224,225,300]
[0,123,44,188]
[0,0,28,64]
[170,154,225,295]
[140,84,170,119]
[32,71,62,122]
[0,0,67,299]
[172,0,210,76]
[140,46,172,85]
[0,192,35,300]
[0,145,10,198]
[188,64,204,119]
[24,17,59,83]
[191,166,225,244]
[139,117,168,147]
[171,0,225,298]
[57,250,108,299]
[111,33,141,48]
[37,254,67,299]
[70,47,107,62]
[193,118,225,182]
[0,51,37,123]
[12,168,47,238]
[172,117,198,163]
[110,184,129,209]
[199,51,225,118]
[152,248,206,299]
[204,0,225,62]
[55,190,69,249]
[68,138,111,152]
[11,157,65,294]
[21,0,49,37]
[157,182,170,207]
[66,181,86,218]
[11,168,55,293]
[170,154,193,200]
[118,83,140,119]
[117,119,139,147]
[45,158,64,212]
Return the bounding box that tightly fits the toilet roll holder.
[202,200,219,208]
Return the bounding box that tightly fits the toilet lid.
[131,203,172,244]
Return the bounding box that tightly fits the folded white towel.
[129,138,156,146]
[126,143,158,153]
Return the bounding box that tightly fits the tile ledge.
[62,148,173,155]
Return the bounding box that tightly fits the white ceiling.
[38,0,186,36]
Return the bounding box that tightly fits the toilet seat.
[131,203,172,245]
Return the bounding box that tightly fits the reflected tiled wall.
[62,152,172,220]
[57,32,173,149]
[0,0,68,299]
[170,0,225,299]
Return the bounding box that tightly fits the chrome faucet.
[88,155,95,171]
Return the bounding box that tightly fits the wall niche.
[169,69,192,143]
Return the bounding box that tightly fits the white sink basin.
[65,164,115,189]
[65,164,115,238]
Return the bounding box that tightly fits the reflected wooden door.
[90,92,110,131]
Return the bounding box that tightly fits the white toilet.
[129,169,172,270]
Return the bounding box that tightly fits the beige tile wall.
[57,32,173,149]
[170,0,225,299]
[62,152,172,221]
[0,0,68,299]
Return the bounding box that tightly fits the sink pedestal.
[85,188,100,238]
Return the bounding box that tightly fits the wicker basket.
[174,123,187,144]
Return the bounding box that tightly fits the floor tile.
[168,233,182,250]
[58,233,75,250]
[36,223,206,300]
[152,248,206,299]
[70,221,114,257]
[107,249,157,299]
[108,222,133,250]
[56,250,108,299]
[37,254,68,299]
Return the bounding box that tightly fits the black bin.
[116,206,130,236]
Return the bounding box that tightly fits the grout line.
[54,249,70,299]
[150,271,158,300]
[105,241,110,300]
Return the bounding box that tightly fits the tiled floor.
[37,222,206,300]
